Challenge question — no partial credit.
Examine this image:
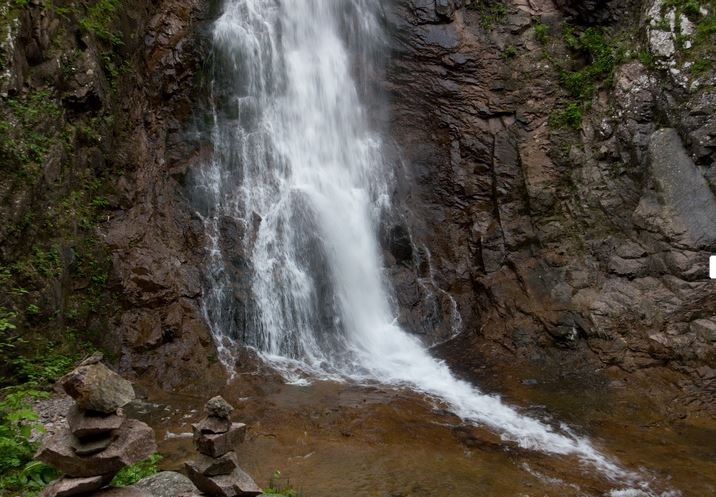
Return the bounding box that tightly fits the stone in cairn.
[36,354,156,497]
[185,396,261,497]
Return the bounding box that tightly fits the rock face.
[383,0,715,413]
[39,475,110,497]
[67,405,126,439]
[185,397,261,497]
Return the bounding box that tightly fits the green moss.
[534,21,550,44]
[502,45,517,59]
[111,454,163,487]
[467,0,507,30]
[78,0,124,45]
[549,102,584,129]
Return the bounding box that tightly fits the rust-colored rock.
[36,419,157,477]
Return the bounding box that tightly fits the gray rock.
[92,488,153,497]
[185,464,261,497]
[134,471,200,497]
[36,419,157,477]
[690,319,716,342]
[70,432,117,456]
[68,404,125,439]
[194,415,231,435]
[193,423,246,458]
[39,475,111,497]
[61,363,135,414]
[205,396,233,419]
[189,452,239,476]
[634,129,716,248]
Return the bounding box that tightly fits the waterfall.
[195,0,649,487]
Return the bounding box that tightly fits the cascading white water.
[197,0,655,489]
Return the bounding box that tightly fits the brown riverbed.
[130,353,716,497]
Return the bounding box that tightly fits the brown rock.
[68,404,126,439]
[39,475,111,497]
[193,415,231,435]
[185,464,261,497]
[193,423,245,458]
[61,363,135,413]
[205,396,233,419]
[36,419,157,477]
[189,452,239,476]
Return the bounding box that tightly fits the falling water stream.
[193,1,673,495]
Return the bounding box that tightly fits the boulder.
[39,475,110,497]
[92,488,153,497]
[36,419,156,477]
[188,452,239,476]
[194,415,231,435]
[134,471,201,497]
[193,423,246,458]
[205,396,233,419]
[61,363,135,414]
[185,465,261,497]
[68,404,126,439]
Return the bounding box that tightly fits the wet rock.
[205,396,234,419]
[61,362,135,414]
[134,471,200,497]
[67,404,125,439]
[39,475,110,497]
[36,419,156,477]
[194,416,231,435]
[185,465,261,497]
[190,452,239,477]
[193,423,246,458]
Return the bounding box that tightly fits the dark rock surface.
[384,0,715,413]
[189,452,240,477]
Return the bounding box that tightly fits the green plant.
[264,470,298,497]
[0,388,58,495]
[78,0,124,45]
[467,0,507,29]
[502,45,517,59]
[0,308,17,332]
[534,21,550,44]
[549,102,584,129]
[111,453,163,486]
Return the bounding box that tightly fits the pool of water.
[131,358,715,497]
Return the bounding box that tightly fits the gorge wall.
[1,0,714,410]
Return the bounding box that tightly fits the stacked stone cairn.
[35,354,157,497]
[184,396,261,497]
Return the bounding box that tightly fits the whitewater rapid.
[196,0,662,490]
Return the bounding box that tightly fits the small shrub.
[534,21,550,44]
[264,470,298,497]
[549,102,584,129]
[467,0,507,29]
[111,454,163,486]
[0,388,58,495]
